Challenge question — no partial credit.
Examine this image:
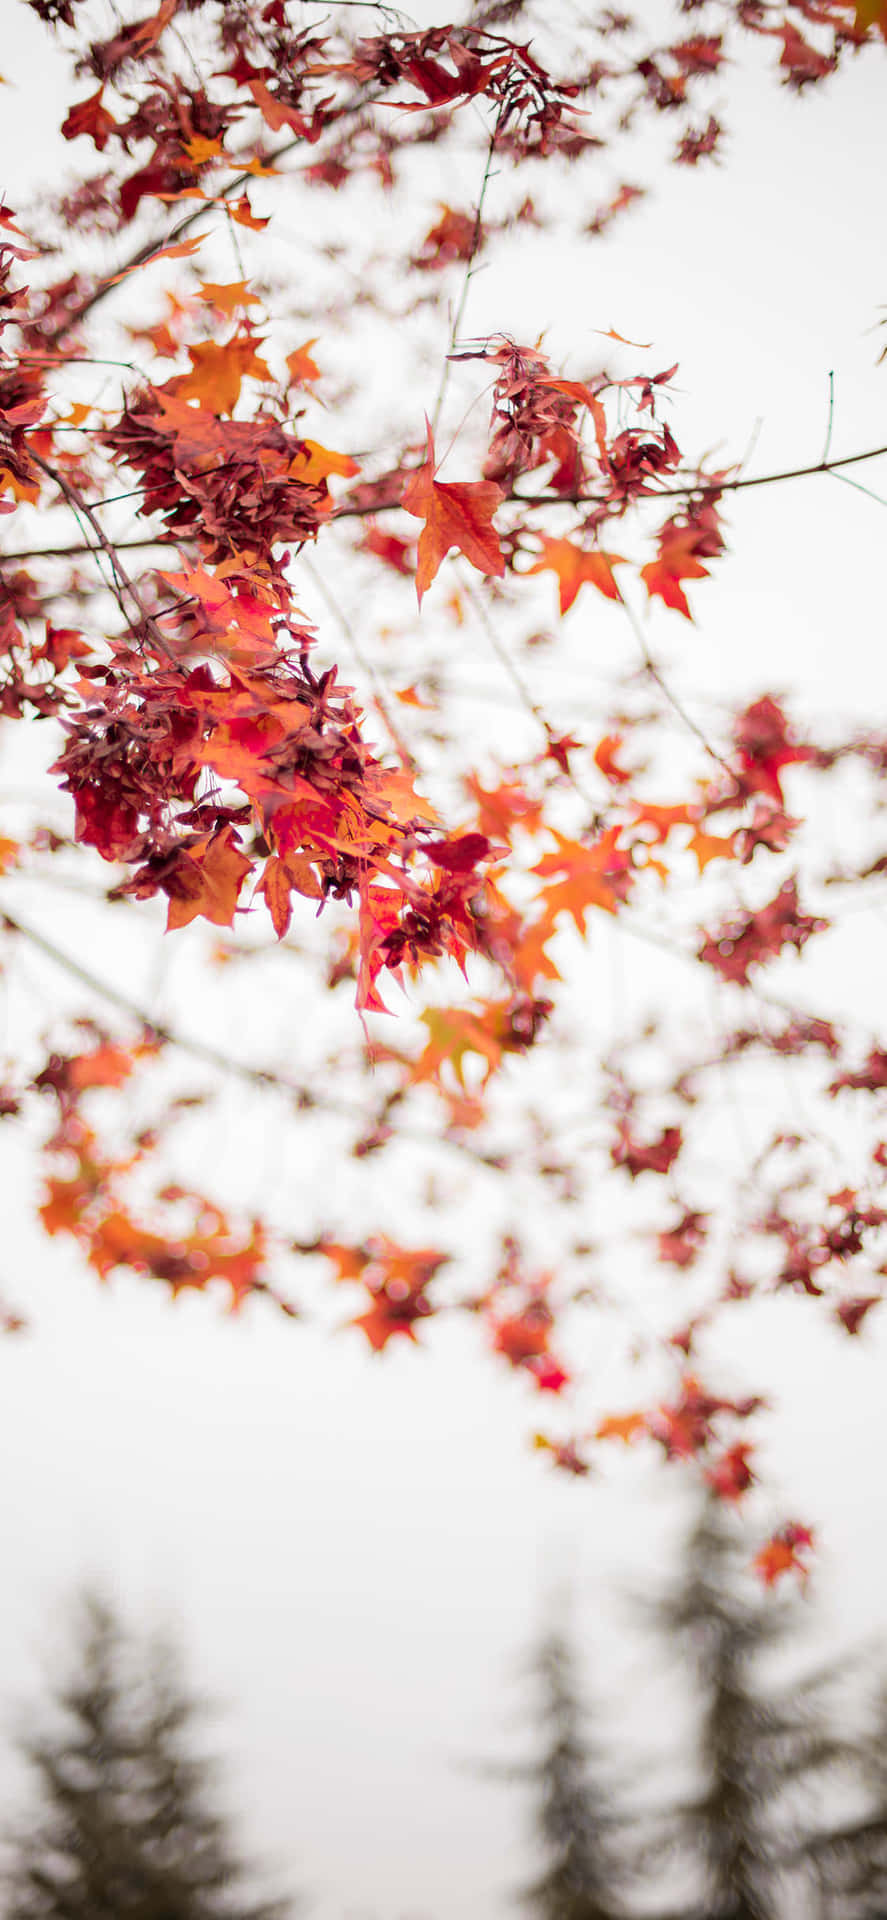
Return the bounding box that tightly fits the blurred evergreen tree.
[796,1672,887,1918]
[3,1594,293,1920]
[516,1623,627,1920]
[651,1497,845,1920]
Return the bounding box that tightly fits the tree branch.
[1,909,508,1171]
[6,442,886,566]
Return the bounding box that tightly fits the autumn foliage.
[1,0,886,1582]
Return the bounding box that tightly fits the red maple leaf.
[834,1295,881,1336]
[657,1207,707,1268]
[732,696,811,804]
[61,86,119,151]
[612,1122,682,1179]
[705,1442,755,1502]
[829,1049,887,1095]
[699,878,827,986]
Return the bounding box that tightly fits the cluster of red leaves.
[753,1187,887,1311]
[34,1040,275,1309]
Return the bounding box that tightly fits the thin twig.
[826,467,887,510]
[641,440,887,500]
[430,106,502,438]
[1,532,176,563]
[615,585,736,779]
[40,88,386,348]
[27,453,180,666]
[301,555,418,771]
[821,369,835,466]
[460,574,603,810]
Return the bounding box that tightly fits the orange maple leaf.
[687,826,738,871]
[257,852,323,938]
[162,335,272,416]
[401,423,504,604]
[197,280,261,316]
[345,1236,448,1350]
[108,234,205,282]
[753,1522,815,1586]
[161,562,277,658]
[641,526,711,619]
[68,1045,135,1093]
[630,800,697,844]
[370,765,439,826]
[532,826,632,933]
[286,338,321,385]
[593,734,632,785]
[165,828,252,931]
[228,192,269,231]
[464,774,545,844]
[315,1238,372,1283]
[526,537,625,614]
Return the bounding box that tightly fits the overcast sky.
[1,5,887,1916]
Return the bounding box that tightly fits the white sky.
[0,5,886,1916]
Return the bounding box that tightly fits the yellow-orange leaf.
[183,134,224,165]
[595,1411,647,1444]
[854,0,887,32]
[411,1006,505,1090]
[0,468,39,504]
[289,438,359,483]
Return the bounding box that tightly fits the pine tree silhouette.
[3,1594,293,1920]
[652,1498,844,1920]
[516,1624,626,1920]
[795,1671,887,1919]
